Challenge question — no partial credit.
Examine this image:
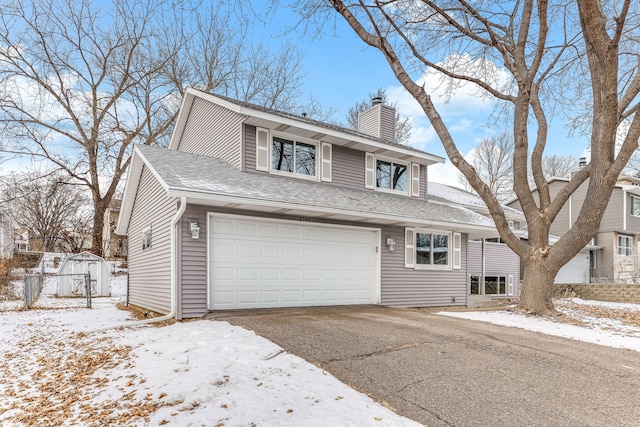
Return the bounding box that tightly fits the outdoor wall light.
[190,221,200,239]
[386,237,396,251]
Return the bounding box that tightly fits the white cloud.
[385,54,512,155]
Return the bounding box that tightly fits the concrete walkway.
[209,306,640,427]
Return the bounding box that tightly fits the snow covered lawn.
[0,276,421,426]
[4,273,640,426]
[439,298,640,353]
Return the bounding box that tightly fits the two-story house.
[508,172,640,284]
[117,88,500,319]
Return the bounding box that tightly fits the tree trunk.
[518,257,560,316]
[91,201,106,257]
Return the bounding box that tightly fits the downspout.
[89,197,187,333]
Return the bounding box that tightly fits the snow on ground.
[5,274,640,425]
[439,298,640,353]
[0,276,421,426]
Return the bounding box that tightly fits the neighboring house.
[0,209,15,258]
[14,228,30,253]
[117,89,500,319]
[103,199,128,260]
[427,182,524,297]
[508,173,640,284]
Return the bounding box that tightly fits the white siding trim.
[321,142,332,182]
[405,227,415,268]
[256,127,270,172]
[365,152,375,189]
[452,232,462,269]
[411,163,420,197]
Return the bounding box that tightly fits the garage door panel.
[209,216,379,310]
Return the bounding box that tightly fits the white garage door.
[556,252,590,284]
[209,215,380,310]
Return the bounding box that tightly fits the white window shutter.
[507,274,514,296]
[411,163,421,197]
[256,127,269,172]
[405,228,415,268]
[365,153,375,189]
[452,232,462,269]
[321,142,332,182]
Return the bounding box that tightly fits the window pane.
[632,196,640,216]
[433,234,448,265]
[392,163,407,191]
[485,276,498,294]
[376,160,391,189]
[295,142,316,175]
[272,137,294,172]
[499,277,506,294]
[470,276,479,295]
[416,233,432,265]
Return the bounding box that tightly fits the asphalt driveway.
[209,306,640,426]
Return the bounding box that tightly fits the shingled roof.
[118,145,497,237]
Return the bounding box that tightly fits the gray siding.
[128,166,176,314]
[176,97,246,169]
[467,240,520,294]
[178,205,209,319]
[177,207,470,317]
[380,226,467,307]
[594,231,615,280]
[332,145,365,188]
[243,124,256,171]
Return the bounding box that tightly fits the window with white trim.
[405,228,462,270]
[618,234,633,256]
[631,195,640,217]
[416,231,449,266]
[376,159,407,192]
[142,225,152,250]
[272,136,316,176]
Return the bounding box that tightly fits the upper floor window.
[631,194,640,217]
[256,128,332,182]
[142,225,152,250]
[376,159,407,191]
[272,136,316,176]
[617,234,633,256]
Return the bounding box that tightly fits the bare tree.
[458,138,577,197]
[346,88,411,143]
[1,172,91,252]
[541,155,579,179]
[458,133,514,202]
[311,0,640,314]
[0,0,314,256]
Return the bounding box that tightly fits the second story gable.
[168,88,442,199]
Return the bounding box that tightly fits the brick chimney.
[357,97,397,143]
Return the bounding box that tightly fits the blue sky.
[254,4,591,186]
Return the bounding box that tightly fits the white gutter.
[89,197,187,333]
